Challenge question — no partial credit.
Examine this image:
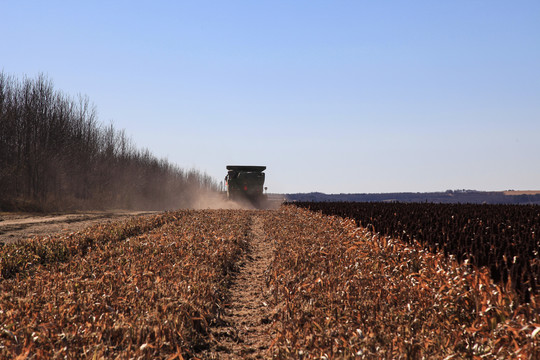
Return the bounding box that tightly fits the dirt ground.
[0,211,157,245]
[199,215,275,359]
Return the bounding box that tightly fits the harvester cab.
[225,165,266,207]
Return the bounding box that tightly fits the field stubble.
[0,206,538,359]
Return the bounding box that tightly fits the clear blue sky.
[2,1,539,193]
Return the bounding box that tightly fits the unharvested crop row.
[265,206,539,359]
[0,210,253,359]
[289,201,540,303]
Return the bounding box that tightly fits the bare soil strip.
[504,190,540,195]
[200,214,275,359]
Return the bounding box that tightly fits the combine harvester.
[225,165,267,208]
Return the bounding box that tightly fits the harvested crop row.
[265,206,539,359]
[0,210,254,359]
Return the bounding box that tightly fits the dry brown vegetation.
[266,207,538,358]
[0,207,538,359]
[1,210,251,358]
[290,201,540,303]
[0,211,158,245]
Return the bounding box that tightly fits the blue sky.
[2,1,539,193]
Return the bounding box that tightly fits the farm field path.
[201,214,275,359]
[0,210,157,244]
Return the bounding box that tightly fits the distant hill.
[285,190,540,205]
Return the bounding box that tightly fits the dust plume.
[188,191,285,210]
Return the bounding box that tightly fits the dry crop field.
[289,202,540,303]
[0,206,538,359]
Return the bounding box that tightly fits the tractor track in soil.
[199,214,275,359]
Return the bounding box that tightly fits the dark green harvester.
[225,165,266,204]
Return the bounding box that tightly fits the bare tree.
[0,72,218,211]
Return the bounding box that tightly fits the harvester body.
[225,165,266,205]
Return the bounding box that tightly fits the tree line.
[0,72,217,211]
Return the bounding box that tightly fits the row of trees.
[0,72,217,211]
